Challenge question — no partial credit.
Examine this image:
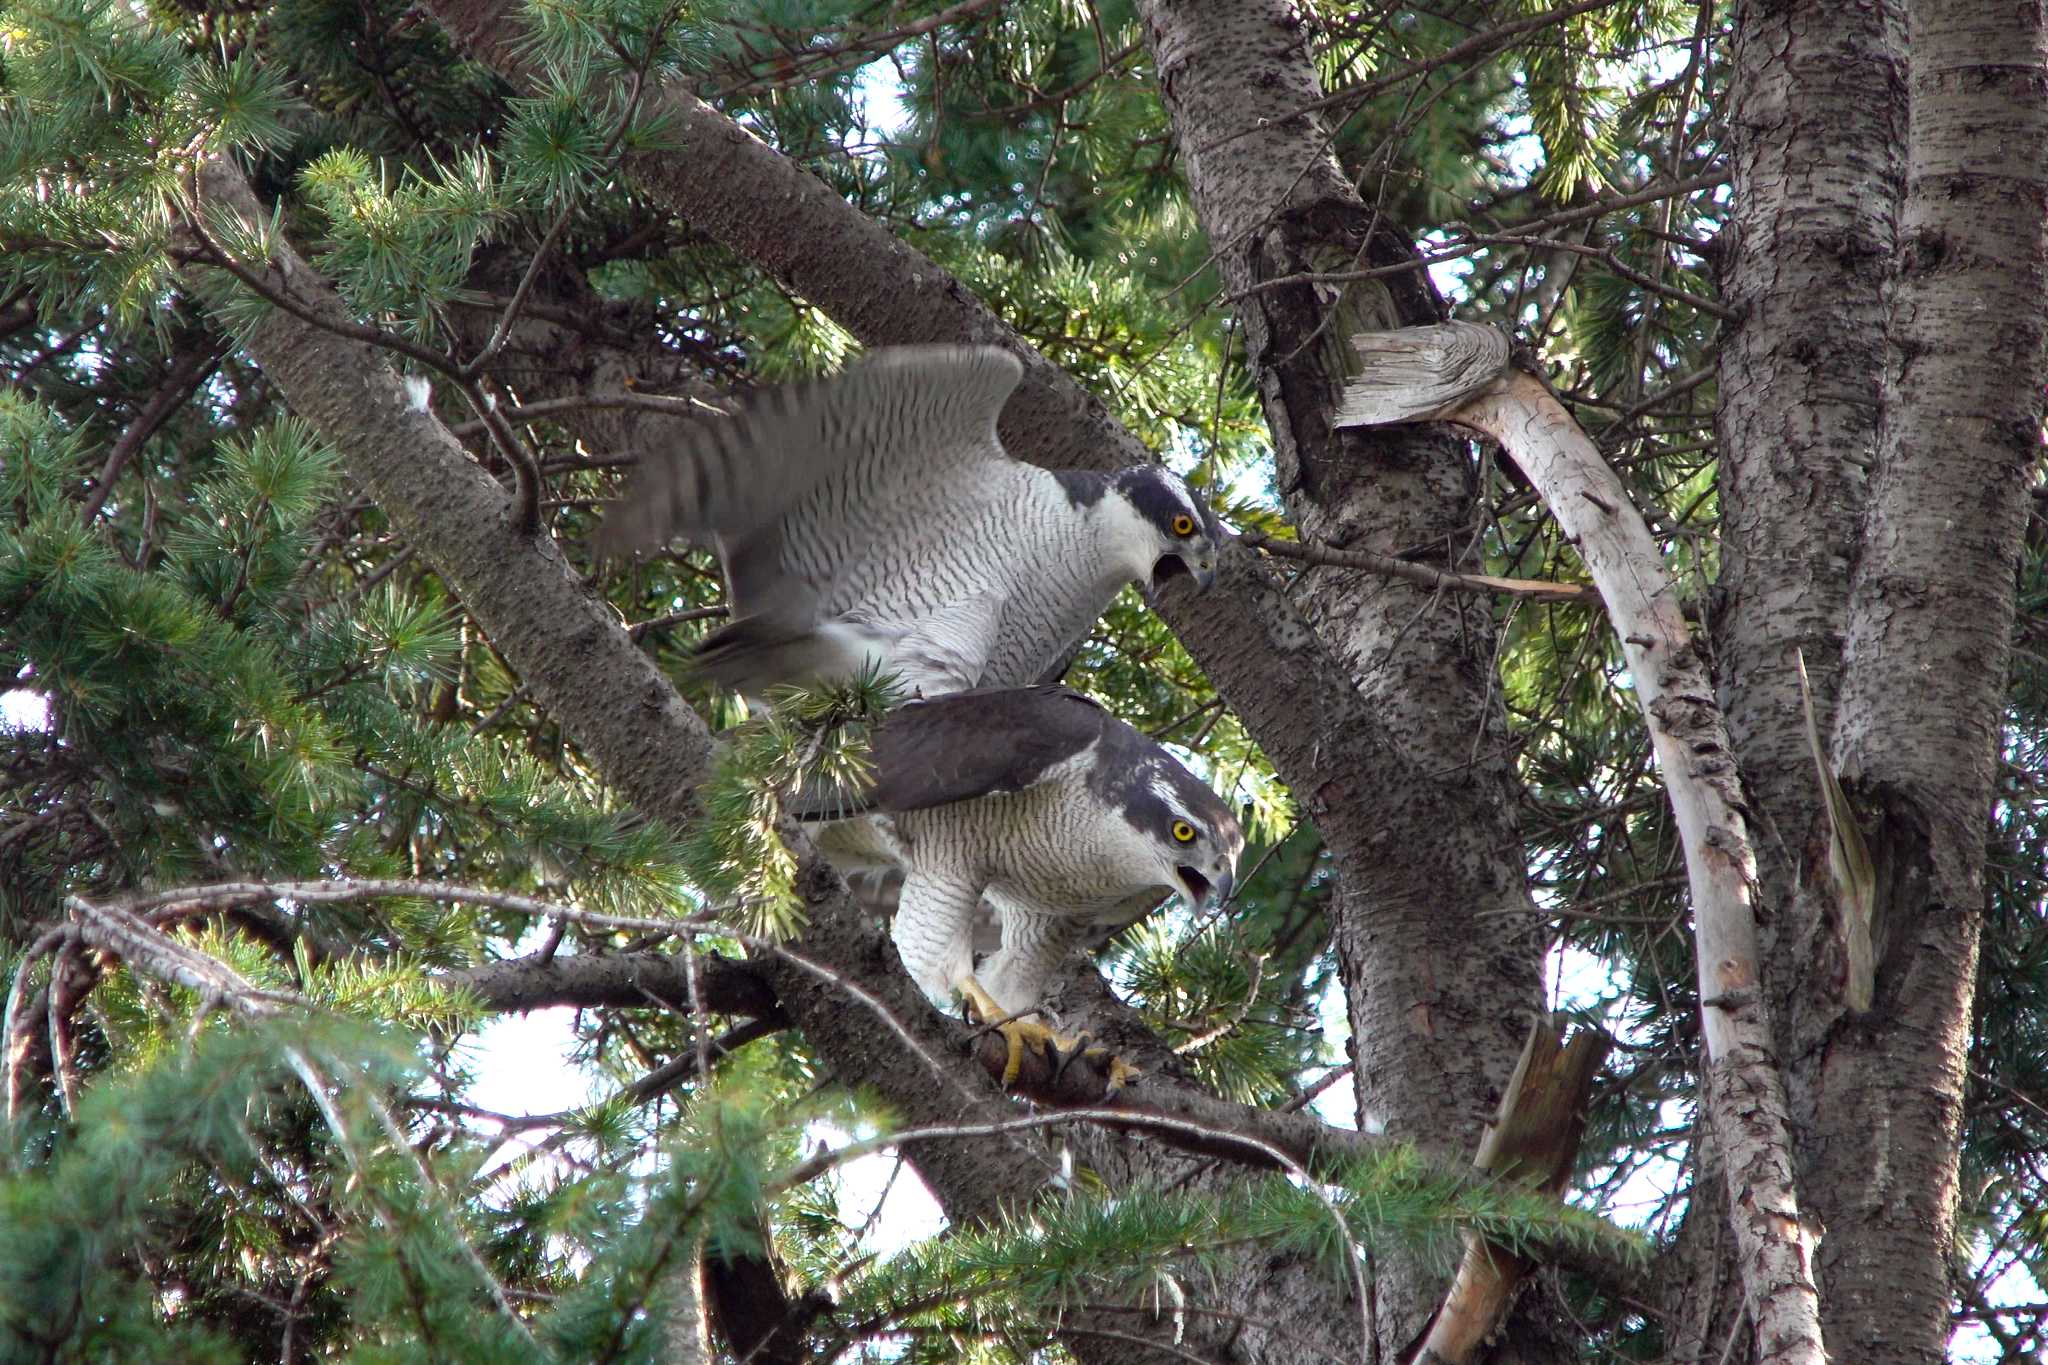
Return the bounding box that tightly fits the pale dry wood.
[1413,1018,1608,1364]
[1335,322,1828,1365]
[1328,324,1511,428]
[1795,650,1876,1011]
[663,1242,711,1365]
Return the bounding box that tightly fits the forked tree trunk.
[1809,2,2048,1359]
[1131,0,1550,1352]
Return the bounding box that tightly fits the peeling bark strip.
[1336,323,1827,1365]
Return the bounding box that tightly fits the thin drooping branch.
[79,335,226,522]
[1334,321,1826,1365]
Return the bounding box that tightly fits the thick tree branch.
[1818,4,2048,1359]
[449,949,779,1020]
[1335,321,1826,1364]
[1132,1,1551,1350]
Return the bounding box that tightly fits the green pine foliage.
[1,0,2041,1358]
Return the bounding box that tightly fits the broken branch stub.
[1331,322,1512,426]
[1412,1018,1610,1365]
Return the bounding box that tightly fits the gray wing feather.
[594,346,1023,565]
[867,686,1106,812]
[784,686,1106,821]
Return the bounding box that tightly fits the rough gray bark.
[447,949,778,1019]
[1813,3,2048,1359]
[1701,0,1907,1356]
[1132,0,1545,1351]
[1713,0,1902,864]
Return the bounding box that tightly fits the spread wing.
[594,346,1023,615]
[785,686,1107,820]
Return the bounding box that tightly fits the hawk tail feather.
[689,613,837,692]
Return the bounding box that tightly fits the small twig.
[628,605,729,641]
[1236,528,1592,604]
[1280,1061,1354,1114]
[446,391,724,439]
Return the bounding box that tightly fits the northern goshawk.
[789,685,1243,1083]
[596,346,1225,696]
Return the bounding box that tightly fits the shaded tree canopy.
[1,0,2044,1361]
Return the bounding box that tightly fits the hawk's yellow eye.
[1171,514,1196,537]
[1171,820,1196,843]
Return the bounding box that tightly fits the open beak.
[1150,551,1218,595]
[1176,866,1233,909]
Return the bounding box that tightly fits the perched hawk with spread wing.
[789,686,1243,1084]
[596,346,1225,696]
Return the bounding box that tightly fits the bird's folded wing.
[782,685,1103,822]
[865,686,1106,812]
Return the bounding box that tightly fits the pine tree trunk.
[1693,0,1905,1356]
[1811,3,2048,1359]
[1132,0,1547,1351]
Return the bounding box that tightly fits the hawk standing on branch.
[596,346,1226,696]
[789,686,1243,1085]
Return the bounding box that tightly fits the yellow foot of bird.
[957,979,1143,1093]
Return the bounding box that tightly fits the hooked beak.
[1175,866,1234,909]
[1150,551,1218,596]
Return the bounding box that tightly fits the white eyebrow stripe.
[1147,772,1199,826]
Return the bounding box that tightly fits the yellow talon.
[957,976,1063,1084]
[956,978,1142,1093]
